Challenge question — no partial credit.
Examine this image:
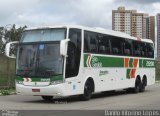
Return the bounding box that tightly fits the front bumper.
[16,83,69,96]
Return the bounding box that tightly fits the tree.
[0,24,27,54]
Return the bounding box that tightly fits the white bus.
[5,25,155,101]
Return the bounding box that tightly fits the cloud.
[115,0,160,4]
[0,0,159,29]
[7,0,115,29]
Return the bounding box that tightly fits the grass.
[0,88,16,95]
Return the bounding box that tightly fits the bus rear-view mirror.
[5,41,19,59]
[60,39,70,57]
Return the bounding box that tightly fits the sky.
[0,0,160,29]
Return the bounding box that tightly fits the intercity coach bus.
[5,25,155,101]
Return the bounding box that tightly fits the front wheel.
[80,81,92,101]
[41,96,53,101]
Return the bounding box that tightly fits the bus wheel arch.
[80,77,95,101]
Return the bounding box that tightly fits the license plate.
[32,89,40,92]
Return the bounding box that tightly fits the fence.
[0,55,15,88]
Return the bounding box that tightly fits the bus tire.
[133,77,141,93]
[140,76,147,92]
[80,80,93,101]
[41,96,53,101]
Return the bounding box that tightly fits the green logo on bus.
[86,55,102,67]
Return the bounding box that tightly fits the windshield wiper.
[35,69,55,77]
[17,69,33,77]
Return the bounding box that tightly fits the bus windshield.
[16,28,66,77]
[16,43,63,77]
[21,28,66,42]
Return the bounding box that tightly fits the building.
[149,16,155,42]
[131,13,144,38]
[112,7,136,35]
[157,14,160,58]
[112,7,155,42]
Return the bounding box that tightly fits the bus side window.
[90,37,97,53]
[110,36,123,55]
[65,28,81,78]
[84,32,90,53]
[141,42,146,57]
[98,34,110,54]
[133,41,141,56]
[89,33,98,53]
[84,31,98,53]
[124,39,132,56]
[147,43,154,58]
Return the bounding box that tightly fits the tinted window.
[146,43,154,58]
[84,31,98,53]
[133,41,142,56]
[65,28,81,78]
[84,30,154,58]
[124,39,132,56]
[110,36,124,55]
[98,34,111,54]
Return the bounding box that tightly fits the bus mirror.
[5,41,19,59]
[60,39,70,57]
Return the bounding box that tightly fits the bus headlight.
[16,80,23,85]
[50,80,64,85]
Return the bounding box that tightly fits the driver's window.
[65,28,81,78]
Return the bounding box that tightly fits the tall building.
[112,7,136,35]
[157,14,160,58]
[149,16,155,42]
[131,13,144,38]
[112,7,155,42]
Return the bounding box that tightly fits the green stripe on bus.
[98,56,124,67]
[129,58,133,67]
[139,59,143,67]
[16,75,63,82]
[84,54,155,68]
[143,60,155,68]
[127,69,131,79]
[84,54,124,67]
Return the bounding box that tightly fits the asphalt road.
[0,84,160,116]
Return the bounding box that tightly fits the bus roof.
[25,25,154,44]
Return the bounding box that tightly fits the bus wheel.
[140,77,147,92]
[80,80,93,101]
[41,96,53,101]
[133,78,141,93]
